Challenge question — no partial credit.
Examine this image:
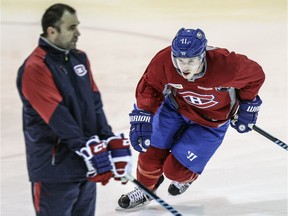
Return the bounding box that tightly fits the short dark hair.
[41,3,76,37]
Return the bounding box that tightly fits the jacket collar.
[39,36,71,61]
[39,36,70,54]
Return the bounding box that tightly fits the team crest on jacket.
[74,64,87,76]
[179,91,218,108]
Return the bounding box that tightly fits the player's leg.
[166,121,229,195]
[137,99,187,187]
[137,146,170,190]
[117,147,171,209]
[32,181,96,216]
[163,153,199,195]
[136,99,186,190]
[118,100,185,209]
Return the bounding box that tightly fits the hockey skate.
[117,175,164,209]
[168,181,192,196]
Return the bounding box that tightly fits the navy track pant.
[32,181,96,216]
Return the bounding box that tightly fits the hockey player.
[16,4,132,216]
[118,28,265,209]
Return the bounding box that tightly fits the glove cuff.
[110,148,131,158]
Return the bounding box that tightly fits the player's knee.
[137,146,170,189]
[137,146,170,176]
[163,154,198,183]
[138,146,170,165]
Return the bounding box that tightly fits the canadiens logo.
[179,91,218,108]
[74,64,87,76]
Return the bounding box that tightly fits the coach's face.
[48,10,80,50]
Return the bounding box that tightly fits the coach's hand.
[107,133,132,184]
[76,136,113,185]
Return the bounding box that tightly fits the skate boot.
[118,175,164,209]
[168,181,192,196]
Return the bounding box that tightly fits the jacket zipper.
[51,139,60,165]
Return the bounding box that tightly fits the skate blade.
[115,200,151,212]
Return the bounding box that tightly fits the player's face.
[52,11,80,50]
[175,56,204,80]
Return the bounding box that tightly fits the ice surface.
[1,1,287,215]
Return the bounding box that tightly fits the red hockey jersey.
[135,46,265,128]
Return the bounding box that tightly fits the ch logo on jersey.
[74,64,87,76]
[179,91,218,109]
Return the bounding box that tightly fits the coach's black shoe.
[118,175,164,209]
[168,181,192,196]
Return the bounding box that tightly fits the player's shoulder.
[206,46,240,62]
[206,46,233,55]
[151,46,171,63]
[154,46,171,57]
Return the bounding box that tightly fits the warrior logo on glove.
[231,95,262,133]
[129,108,153,153]
[130,115,151,123]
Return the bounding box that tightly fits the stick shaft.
[251,125,288,151]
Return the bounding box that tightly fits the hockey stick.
[249,124,288,151]
[125,174,183,216]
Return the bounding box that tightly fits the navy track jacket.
[17,37,114,183]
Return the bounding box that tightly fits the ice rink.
[1,0,287,215]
